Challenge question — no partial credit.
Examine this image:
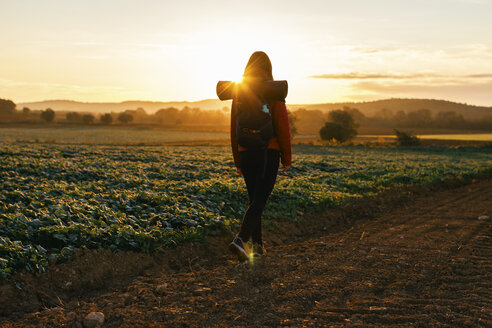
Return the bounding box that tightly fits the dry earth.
[1,178,491,327]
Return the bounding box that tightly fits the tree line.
[292,106,492,133]
[1,97,491,131]
[317,109,421,146]
[0,98,230,127]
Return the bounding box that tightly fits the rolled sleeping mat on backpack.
[216,81,237,101]
[216,80,288,101]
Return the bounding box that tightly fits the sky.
[1,0,492,106]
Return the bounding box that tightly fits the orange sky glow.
[1,0,492,106]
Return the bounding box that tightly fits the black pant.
[238,149,280,244]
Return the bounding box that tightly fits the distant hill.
[18,99,230,114]
[288,98,492,120]
[19,98,492,119]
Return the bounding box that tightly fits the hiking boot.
[251,242,266,258]
[228,236,250,262]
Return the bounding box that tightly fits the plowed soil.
[1,178,491,327]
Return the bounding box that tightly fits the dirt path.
[1,179,491,327]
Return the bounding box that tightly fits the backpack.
[235,90,275,150]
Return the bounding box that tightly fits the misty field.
[1,142,491,277]
[360,133,492,142]
[2,127,492,146]
[0,127,229,144]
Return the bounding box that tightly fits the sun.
[205,52,246,83]
[185,50,247,99]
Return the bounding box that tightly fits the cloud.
[75,55,108,60]
[352,80,492,92]
[310,72,492,80]
[67,41,108,47]
[310,73,443,79]
[350,47,381,54]
[465,74,492,78]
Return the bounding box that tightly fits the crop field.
[1,143,491,278]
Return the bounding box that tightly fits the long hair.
[243,51,273,81]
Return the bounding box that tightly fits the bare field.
[1,178,490,327]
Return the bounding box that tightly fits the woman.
[229,51,292,261]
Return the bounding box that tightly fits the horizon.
[17,97,492,109]
[1,1,492,106]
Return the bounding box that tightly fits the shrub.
[320,122,345,142]
[118,112,133,124]
[100,113,113,125]
[319,109,358,143]
[394,129,421,146]
[0,99,16,114]
[81,114,95,125]
[66,112,81,122]
[40,108,55,123]
[287,109,298,140]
